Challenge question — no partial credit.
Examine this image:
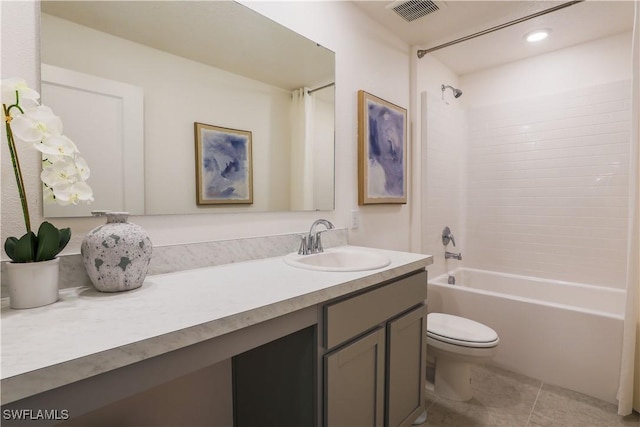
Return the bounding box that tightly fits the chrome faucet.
[443,226,462,260]
[298,219,335,255]
[445,251,462,260]
[442,226,456,247]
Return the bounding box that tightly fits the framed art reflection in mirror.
[194,123,253,205]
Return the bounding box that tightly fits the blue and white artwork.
[195,123,252,204]
[360,92,407,204]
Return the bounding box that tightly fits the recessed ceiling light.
[525,29,551,43]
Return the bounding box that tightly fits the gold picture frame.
[357,90,408,205]
[194,122,253,205]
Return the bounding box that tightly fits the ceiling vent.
[387,0,446,22]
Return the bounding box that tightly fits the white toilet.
[426,313,499,401]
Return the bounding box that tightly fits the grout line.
[525,381,544,427]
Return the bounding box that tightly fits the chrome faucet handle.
[314,232,325,253]
[442,226,456,247]
[298,235,309,255]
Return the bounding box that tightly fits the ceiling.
[354,0,635,75]
[41,1,634,82]
[41,1,334,91]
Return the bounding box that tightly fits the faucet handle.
[442,226,456,247]
[314,232,325,253]
[298,235,308,255]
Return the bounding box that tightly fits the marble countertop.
[1,245,432,405]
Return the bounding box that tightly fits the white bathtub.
[427,268,625,404]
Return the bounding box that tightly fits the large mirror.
[40,1,335,217]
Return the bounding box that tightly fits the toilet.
[426,313,499,401]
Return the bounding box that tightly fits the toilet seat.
[427,313,499,348]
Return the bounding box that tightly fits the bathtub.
[427,268,625,404]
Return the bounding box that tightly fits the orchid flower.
[10,105,63,143]
[1,78,40,108]
[2,78,94,262]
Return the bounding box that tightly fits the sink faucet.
[298,219,335,255]
[445,251,462,260]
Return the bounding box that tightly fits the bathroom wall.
[416,32,633,285]
[420,92,465,279]
[461,33,632,107]
[464,80,630,287]
[1,1,412,265]
[461,32,632,288]
[413,54,464,277]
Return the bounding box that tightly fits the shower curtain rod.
[417,0,584,58]
[307,82,335,94]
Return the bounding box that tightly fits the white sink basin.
[284,247,391,272]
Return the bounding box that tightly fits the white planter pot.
[6,258,60,309]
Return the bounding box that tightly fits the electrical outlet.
[350,210,360,229]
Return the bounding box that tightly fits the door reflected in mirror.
[40,1,335,217]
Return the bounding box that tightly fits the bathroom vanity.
[1,246,432,426]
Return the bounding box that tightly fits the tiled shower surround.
[421,92,465,279]
[424,80,631,289]
[466,80,630,287]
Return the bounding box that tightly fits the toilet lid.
[427,313,499,348]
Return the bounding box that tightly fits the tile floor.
[422,364,640,427]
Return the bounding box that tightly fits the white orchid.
[37,134,79,159]
[41,156,92,201]
[10,105,63,144]
[1,78,40,108]
[2,78,94,262]
[1,79,94,207]
[49,181,94,206]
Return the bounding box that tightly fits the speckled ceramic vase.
[81,212,152,292]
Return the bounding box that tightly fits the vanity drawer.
[324,270,427,349]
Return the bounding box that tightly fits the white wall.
[243,2,412,251]
[461,33,632,288]
[461,32,632,107]
[465,80,630,287]
[412,53,464,276]
[420,92,465,279]
[415,33,633,287]
[1,1,411,258]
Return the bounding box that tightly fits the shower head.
[441,84,463,99]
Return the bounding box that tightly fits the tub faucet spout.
[445,251,462,260]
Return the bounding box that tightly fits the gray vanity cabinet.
[387,306,428,427]
[325,327,386,426]
[323,270,428,427]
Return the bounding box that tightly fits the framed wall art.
[194,122,253,205]
[357,90,407,204]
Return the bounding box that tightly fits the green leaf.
[35,221,61,262]
[57,227,71,256]
[4,223,72,263]
[4,237,19,261]
[12,232,37,263]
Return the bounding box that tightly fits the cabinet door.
[387,306,427,427]
[324,327,385,427]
